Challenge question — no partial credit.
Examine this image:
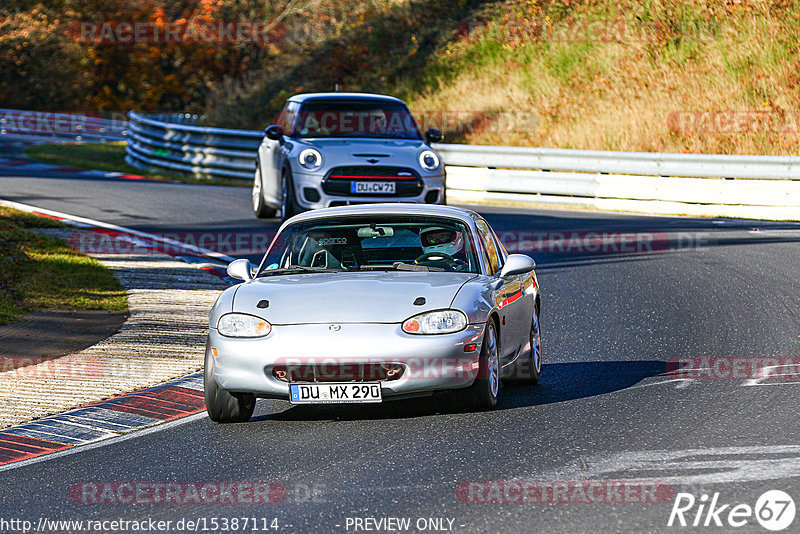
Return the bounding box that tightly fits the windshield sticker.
[318,237,347,246]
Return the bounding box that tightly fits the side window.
[490,227,507,267]
[274,104,288,131]
[474,233,491,274]
[475,219,501,275]
[283,102,299,134]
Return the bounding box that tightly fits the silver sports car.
[251,93,446,221]
[204,204,541,423]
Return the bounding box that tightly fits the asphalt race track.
[2,137,800,533]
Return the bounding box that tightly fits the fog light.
[304,187,321,202]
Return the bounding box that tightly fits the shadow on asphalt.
[249,360,668,423]
[479,209,800,272]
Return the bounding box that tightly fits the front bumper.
[291,170,446,209]
[207,322,485,400]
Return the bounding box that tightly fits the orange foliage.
[1,0,273,113]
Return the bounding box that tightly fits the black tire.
[253,163,277,219]
[280,168,300,222]
[458,320,500,411]
[204,348,256,423]
[505,305,542,385]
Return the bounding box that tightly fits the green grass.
[199,0,800,155]
[0,207,128,325]
[24,142,249,188]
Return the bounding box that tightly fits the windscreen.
[292,100,421,139]
[258,216,480,273]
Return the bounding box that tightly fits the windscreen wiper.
[358,262,445,272]
[259,266,344,276]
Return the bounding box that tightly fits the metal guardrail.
[125,111,800,220]
[0,109,127,141]
[125,111,261,179]
[433,144,800,180]
[437,144,800,202]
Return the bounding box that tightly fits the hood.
[301,138,424,150]
[232,271,475,324]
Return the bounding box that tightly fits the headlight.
[217,313,272,338]
[419,150,440,171]
[402,309,467,335]
[299,148,322,169]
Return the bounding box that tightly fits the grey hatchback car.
[251,93,446,220]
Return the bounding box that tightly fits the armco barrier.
[124,111,800,220]
[125,112,260,179]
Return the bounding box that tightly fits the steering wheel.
[414,251,460,268]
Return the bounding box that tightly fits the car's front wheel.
[252,163,277,219]
[204,349,256,423]
[459,320,500,411]
[280,168,300,222]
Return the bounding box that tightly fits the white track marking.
[0,198,235,263]
[535,445,800,486]
[625,378,697,391]
[0,412,208,473]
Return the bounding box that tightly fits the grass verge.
[24,142,249,188]
[0,207,128,325]
[204,0,800,156]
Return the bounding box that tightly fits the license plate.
[289,382,382,404]
[351,181,396,194]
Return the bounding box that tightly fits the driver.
[418,227,466,268]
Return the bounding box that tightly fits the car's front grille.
[322,166,423,197]
[271,363,404,383]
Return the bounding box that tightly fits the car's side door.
[475,218,524,365]
[258,102,298,205]
[490,224,534,348]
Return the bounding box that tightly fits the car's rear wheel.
[252,163,277,219]
[459,320,500,411]
[280,168,300,221]
[204,350,256,423]
[505,306,542,385]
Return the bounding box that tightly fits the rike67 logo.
[668,490,796,531]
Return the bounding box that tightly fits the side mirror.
[265,125,285,143]
[499,254,535,278]
[424,127,443,144]
[227,258,254,281]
